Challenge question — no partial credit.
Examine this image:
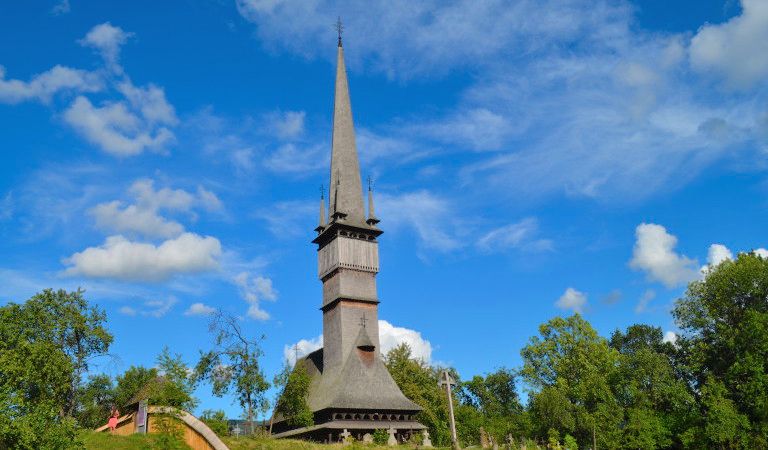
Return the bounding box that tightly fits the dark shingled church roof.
[301,346,422,412]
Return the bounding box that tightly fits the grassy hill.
[81,432,450,449]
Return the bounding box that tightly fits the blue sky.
[1,0,767,418]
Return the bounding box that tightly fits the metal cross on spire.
[335,16,344,47]
[320,184,325,199]
[367,175,373,192]
[358,313,368,329]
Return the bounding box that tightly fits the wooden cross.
[335,17,344,46]
[293,343,300,363]
[439,370,459,449]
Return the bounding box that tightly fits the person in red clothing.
[108,406,120,432]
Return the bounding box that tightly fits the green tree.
[384,343,454,446]
[200,409,229,436]
[610,324,695,449]
[673,252,768,447]
[274,362,313,428]
[458,368,527,443]
[114,365,159,408]
[194,312,269,434]
[0,289,114,449]
[521,314,622,448]
[75,374,115,429]
[156,347,197,410]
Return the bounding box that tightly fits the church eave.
[312,220,382,246]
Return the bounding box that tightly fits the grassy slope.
[81,431,187,449]
[81,433,450,449]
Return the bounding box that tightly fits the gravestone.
[422,429,433,448]
[362,433,373,444]
[387,427,398,446]
[340,429,351,445]
[480,427,491,448]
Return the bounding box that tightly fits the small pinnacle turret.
[367,176,379,226]
[315,185,326,232]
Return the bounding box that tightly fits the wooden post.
[592,424,597,450]
[439,370,460,450]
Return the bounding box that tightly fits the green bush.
[372,429,389,445]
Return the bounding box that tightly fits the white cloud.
[707,243,733,266]
[119,297,178,317]
[378,320,432,362]
[267,110,306,139]
[184,302,216,316]
[283,319,432,366]
[556,287,587,313]
[89,179,221,238]
[700,243,768,273]
[634,289,656,314]
[0,65,101,104]
[283,335,323,366]
[234,272,277,320]
[143,297,178,318]
[79,22,133,70]
[119,306,136,316]
[663,331,678,345]
[63,96,174,157]
[476,217,553,252]
[62,232,222,282]
[256,200,315,237]
[117,81,178,125]
[377,191,460,252]
[50,0,71,15]
[629,223,699,288]
[414,108,514,152]
[690,0,768,88]
[264,143,327,174]
[235,0,625,78]
[90,201,185,239]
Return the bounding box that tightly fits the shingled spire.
[327,34,366,226]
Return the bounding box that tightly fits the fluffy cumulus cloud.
[1,22,177,156]
[234,272,278,320]
[63,90,176,157]
[90,179,221,239]
[0,65,101,104]
[556,287,587,313]
[283,320,432,366]
[62,232,222,282]
[476,217,553,253]
[701,243,768,273]
[690,0,768,88]
[184,302,216,316]
[629,223,699,288]
[78,22,133,70]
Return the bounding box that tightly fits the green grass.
[81,432,450,449]
[223,436,450,449]
[81,431,189,449]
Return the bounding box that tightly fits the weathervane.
[335,16,344,47]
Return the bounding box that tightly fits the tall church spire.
[327,31,366,226]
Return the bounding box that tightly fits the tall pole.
[440,370,459,450]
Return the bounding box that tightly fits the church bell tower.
[270,26,425,443]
